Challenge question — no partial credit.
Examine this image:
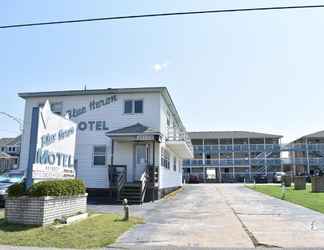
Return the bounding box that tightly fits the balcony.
[166,127,194,159]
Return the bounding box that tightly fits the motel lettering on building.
[18,87,193,203]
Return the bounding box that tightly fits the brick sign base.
[5,194,87,225]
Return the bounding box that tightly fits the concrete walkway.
[90,184,324,248]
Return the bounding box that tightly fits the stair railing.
[140,166,150,203]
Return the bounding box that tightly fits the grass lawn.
[247,184,324,214]
[0,211,142,249]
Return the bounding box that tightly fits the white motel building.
[18,87,193,203]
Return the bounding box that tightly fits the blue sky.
[1,0,324,142]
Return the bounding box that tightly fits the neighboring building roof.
[0,152,16,159]
[106,123,160,135]
[0,138,14,147]
[0,135,21,147]
[189,131,283,139]
[18,87,186,131]
[290,130,324,143]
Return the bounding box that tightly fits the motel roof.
[18,87,186,131]
[189,131,283,139]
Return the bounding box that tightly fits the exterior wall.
[159,143,183,189]
[5,194,87,225]
[20,92,161,188]
[0,158,18,173]
[19,90,187,191]
[158,96,183,189]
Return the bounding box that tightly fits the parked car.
[0,170,25,207]
[273,172,286,183]
[188,175,201,183]
[254,174,268,183]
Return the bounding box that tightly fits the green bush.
[8,179,86,197]
[29,179,86,197]
[7,182,26,197]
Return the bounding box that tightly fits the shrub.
[7,182,26,197]
[29,179,86,197]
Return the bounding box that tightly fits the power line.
[0,112,23,132]
[1,4,324,30]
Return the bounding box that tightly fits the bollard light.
[122,198,129,221]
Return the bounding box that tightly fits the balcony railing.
[182,157,324,167]
[192,143,324,154]
[167,127,193,153]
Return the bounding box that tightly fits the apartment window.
[1,147,4,152]
[93,145,107,166]
[124,100,133,114]
[134,100,143,113]
[173,157,177,171]
[124,100,143,114]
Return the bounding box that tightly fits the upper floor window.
[166,111,171,127]
[8,147,15,152]
[39,102,63,115]
[124,100,143,114]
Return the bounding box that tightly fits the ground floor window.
[161,147,170,169]
[173,157,177,171]
[93,145,107,166]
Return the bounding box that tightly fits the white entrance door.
[134,144,148,181]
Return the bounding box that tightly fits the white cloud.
[152,62,169,72]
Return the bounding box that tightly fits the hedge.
[7,179,86,197]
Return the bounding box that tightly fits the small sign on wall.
[27,100,77,182]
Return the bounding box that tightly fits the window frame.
[124,100,133,114]
[134,99,144,114]
[173,156,177,171]
[124,99,144,114]
[92,145,107,167]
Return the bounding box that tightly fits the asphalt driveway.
[89,184,324,248]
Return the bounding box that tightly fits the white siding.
[20,92,161,188]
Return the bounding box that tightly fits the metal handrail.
[117,171,126,192]
[140,166,150,203]
[167,127,194,153]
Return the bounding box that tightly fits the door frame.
[133,143,150,181]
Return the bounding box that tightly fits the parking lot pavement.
[221,184,324,248]
[91,184,324,248]
[91,185,254,248]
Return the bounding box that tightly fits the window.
[1,147,4,152]
[161,147,170,169]
[134,100,143,113]
[39,102,63,115]
[124,100,133,114]
[51,102,63,115]
[173,157,177,171]
[166,112,171,127]
[124,100,143,114]
[93,145,107,166]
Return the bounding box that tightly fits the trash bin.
[294,176,306,190]
[311,176,324,192]
[282,175,292,187]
